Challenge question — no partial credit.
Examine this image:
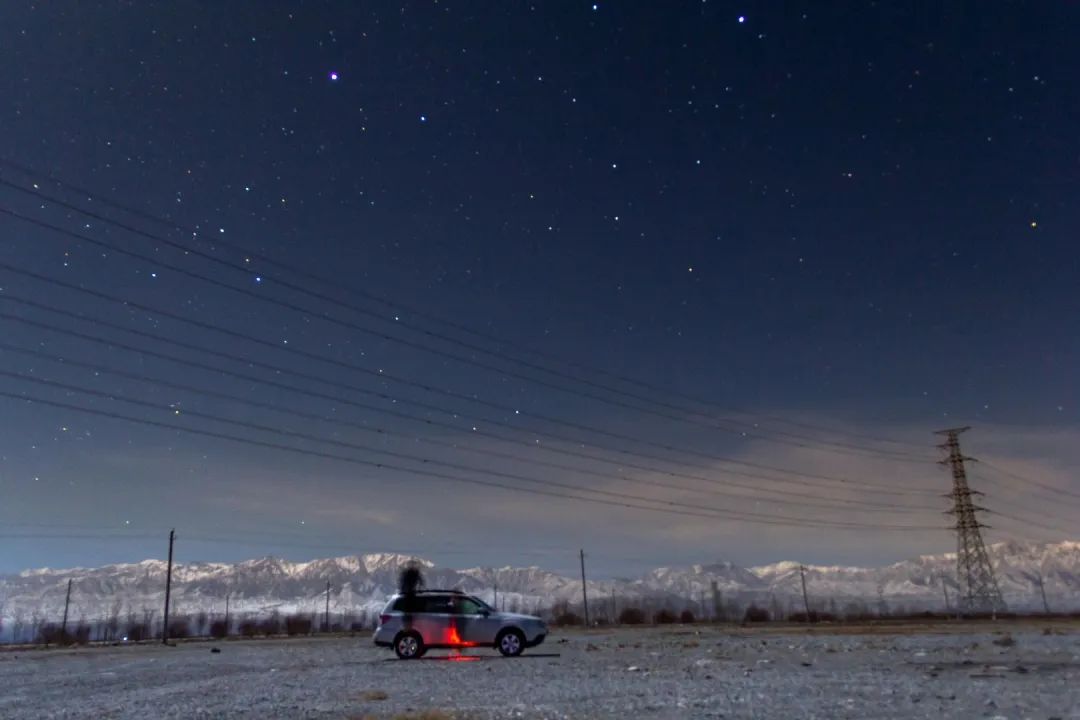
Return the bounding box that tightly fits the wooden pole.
[162,529,175,644]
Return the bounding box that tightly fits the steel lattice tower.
[935,427,1006,615]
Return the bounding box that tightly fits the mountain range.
[2,540,1077,639]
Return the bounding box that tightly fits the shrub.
[554,612,582,626]
[125,622,149,642]
[73,622,92,644]
[285,614,314,636]
[742,605,771,623]
[36,623,66,645]
[239,620,260,638]
[618,607,646,625]
[167,619,191,639]
[654,609,677,624]
[259,612,283,636]
[209,620,229,639]
[788,611,837,623]
[679,610,696,624]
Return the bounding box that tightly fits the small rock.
[801,661,813,667]
[991,634,1015,647]
[210,647,221,654]
[627,665,641,672]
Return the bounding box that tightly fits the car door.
[411,595,454,646]
[455,596,501,645]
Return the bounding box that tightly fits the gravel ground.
[2,624,1078,719]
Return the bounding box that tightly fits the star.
[328,71,339,81]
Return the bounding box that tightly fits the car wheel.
[496,629,525,657]
[394,631,424,660]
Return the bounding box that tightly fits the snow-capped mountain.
[1,540,1077,639]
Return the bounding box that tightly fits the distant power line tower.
[936,427,1006,615]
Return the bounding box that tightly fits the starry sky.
[1,1,1077,577]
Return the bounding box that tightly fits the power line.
[0,161,936,457]
[0,342,940,514]
[0,283,942,497]
[966,470,1080,530]
[978,460,1080,502]
[983,509,1074,538]
[0,369,940,530]
[0,190,933,464]
[0,386,942,532]
[4,305,933,505]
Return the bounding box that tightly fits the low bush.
[167,619,191,638]
[209,620,229,639]
[285,614,314,636]
[742,605,771,623]
[653,609,678,624]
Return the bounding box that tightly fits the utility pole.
[224,592,230,636]
[162,529,175,644]
[1035,571,1051,615]
[710,581,721,623]
[936,427,1006,616]
[876,580,888,617]
[940,574,951,616]
[799,565,812,620]
[61,579,73,642]
[579,549,590,627]
[324,581,331,633]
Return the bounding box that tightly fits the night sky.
[1,1,1077,577]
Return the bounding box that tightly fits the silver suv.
[373,589,548,659]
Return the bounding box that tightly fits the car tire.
[496,628,525,657]
[394,631,424,660]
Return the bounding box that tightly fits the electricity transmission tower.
[936,427,1006,615]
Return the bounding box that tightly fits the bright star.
[329,71,339,81]
[420,114,427,123]
[738,15,746,23]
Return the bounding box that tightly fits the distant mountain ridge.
[2,541,1077,637]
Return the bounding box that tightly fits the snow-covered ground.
[2,623,1078,718]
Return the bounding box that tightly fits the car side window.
[423,596,455,614]
[455,598,484,615]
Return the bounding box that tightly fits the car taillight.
[379,614,391,625]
